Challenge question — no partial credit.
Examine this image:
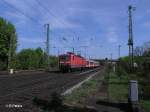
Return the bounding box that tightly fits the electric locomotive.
[59,52,99,72]
[59,52,86,72]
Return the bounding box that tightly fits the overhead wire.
[2,0,42,26]
[22,0,72,49]
[1,0,49,54]
[2,0,85,54]
[24,0,83,52]
[35,0,78,39]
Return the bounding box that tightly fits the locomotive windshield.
[59,55,70,61]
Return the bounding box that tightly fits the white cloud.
[4,0,36,14]
[38,5,83,30]
[1,0,134,58]
[107,31,118,43]
[3,0,82,29]
[19,37,45,44]
[106,27,118,43]
[142,22,150,27]
[41,14,80,29]
[4,12,28,25]
[3,0,47,26]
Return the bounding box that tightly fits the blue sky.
[0,0,150,59]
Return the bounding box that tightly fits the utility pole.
[118,45,121,59]
[128,5,135,70]
[45,24,50,70]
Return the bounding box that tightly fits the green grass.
[64,70,150,111]
[108,72,129,102]
[64,73,103,104]
[140,100,150,112]
[108,72,150,111]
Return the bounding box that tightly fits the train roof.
[68,52,85,58]
[59,52,85,59]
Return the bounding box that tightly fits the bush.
[0,61,7,70]
[15,48,58,70]
[116,65,127,78]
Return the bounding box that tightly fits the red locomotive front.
[59,52,86,72]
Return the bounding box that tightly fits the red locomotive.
[59,52,99,72]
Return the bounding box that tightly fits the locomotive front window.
[60,55,70,61]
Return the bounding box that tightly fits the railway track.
[0,68,101,112]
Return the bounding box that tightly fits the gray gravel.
[0,69,100,112]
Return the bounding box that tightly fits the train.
[59,52,99,72]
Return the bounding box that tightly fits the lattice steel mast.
[128,5,135,69]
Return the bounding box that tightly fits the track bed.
[0,68,101,112]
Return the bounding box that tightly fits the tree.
[134,46,144,56]
[143,42,150,57]
[0,17,17,70]
[16,48,42,69]
[16,48,58,70]
[49,55,59,68]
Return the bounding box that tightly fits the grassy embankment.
[64,71,105,105]
[108,71,150,112]
[64,67,150,112]
[64,67,129,104]
[108,72,129,102]
[140,100,150,112]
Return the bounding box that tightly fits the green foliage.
[15,48,58,70]
[0,17,17,70]
[49,55,59,67]
[64,74,101,104]
[116,65,127,78]
[119,55,150,78]
[118,44,150,111]
[17,48,41,69]
[140,100,150,112]
[119,56,130,73]
[0,60,7,70]
[108,72,128,102]
[17,48,38,69]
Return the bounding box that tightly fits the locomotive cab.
[59,52,90,72]
[59,54,71,72]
